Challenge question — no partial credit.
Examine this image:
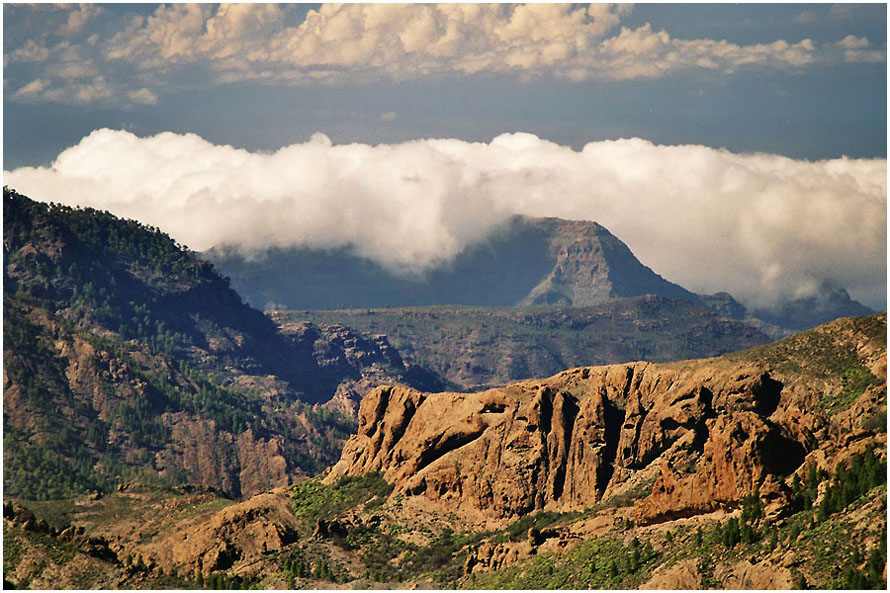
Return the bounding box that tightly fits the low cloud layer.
[5,129,886,309]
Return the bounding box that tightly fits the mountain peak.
[754,279,875,331]
[207,214,696,310]
[518,216,695,306]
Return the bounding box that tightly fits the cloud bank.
[98,3,867,83]
[4,129,886,309]
[5,4,885,105]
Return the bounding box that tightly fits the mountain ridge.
[206,215,698,310]
[207,213,874,332]
[2,188,444,500]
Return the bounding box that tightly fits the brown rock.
[328,360,806,525]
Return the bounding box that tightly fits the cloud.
[102,3,836,85]
[793,10,820,26]
[836,35,871,50]
[13,79,50,98]
[9,39,50,62]
[7,4,884,106]
[4,129,886,309]
[127,88,159,105]
[56,4,102,37]
[834,35,885,63]
[13,76,113,105]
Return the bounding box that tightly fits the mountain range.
[207,214,874,332]
[3,186,886,590]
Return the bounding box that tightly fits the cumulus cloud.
[4,129,886,309]
[101,3,842,84]
[56,4,102,37]
[6,4,884,106]
[834,35,885,63]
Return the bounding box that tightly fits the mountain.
[208,215,871,333]
[5,315,886,589]
[2,188,443,500]
[753,280,875,331]
[274,297,772,389]
[206,215,698,310]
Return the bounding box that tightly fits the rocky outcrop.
[277,320,446,418]
[327,358,810,525]
[152,417,293,498]
[134,489,300,576]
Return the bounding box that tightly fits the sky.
[3,3,887,310]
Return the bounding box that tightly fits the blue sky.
[3,3,887,168]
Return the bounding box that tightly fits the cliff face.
[328,314,886,526]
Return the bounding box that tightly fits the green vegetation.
[3,188,357,500]
[713,491,764,548]
[202,572,253,590]
[819,365,882,414]
[732,315,885,414]
[815,451,886,522]
[291,474,393,529]
[501,511,578,542]
[862,409,887,433]
[467,536,659,589]
[838,526,887,590]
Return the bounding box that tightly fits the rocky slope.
[207,215,696,310]
[276,298,772,389]
[3,188,442,500]
[6,315,885,589]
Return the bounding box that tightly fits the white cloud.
[127,88,159,105]
[102,3,833,84]
[834,35,885,63]
[9,39,50,62]
[47,60,99,80]
[17,76,113,105]
[836,35,870,50]
[5,129,885,309]
[13,78,50,98]
[56,4,102,37]
[10,4,883,106]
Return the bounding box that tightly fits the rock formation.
[329,314,886,527]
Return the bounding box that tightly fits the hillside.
[207,215,697,310]
[6,315,886,589]
[2,188,443,500]
[274,298,772,389]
